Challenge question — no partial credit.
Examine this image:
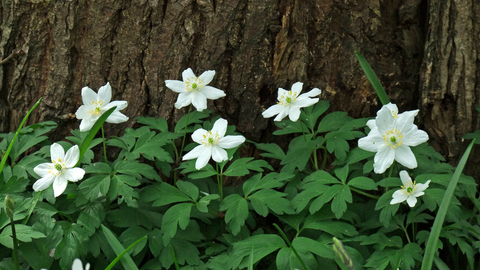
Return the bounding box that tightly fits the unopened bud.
[4,195,15,219]
[333,237,354,270]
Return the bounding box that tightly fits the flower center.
[401,180,417,195]
[90,100,105,116]
[49,158,66,176]
[200,130,220,146]
[278,91,297,106]
[186,77,204,92]
[383,129,403,148]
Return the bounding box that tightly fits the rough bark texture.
[0,0,478,173]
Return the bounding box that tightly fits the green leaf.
[179,160,217,179]
[174,110,211,133]
[422,140,475,270]
[79,175,111,202]
[347,177,378,190]
[76,106,117,166]
[160,239,201,268]
[101,224,139,270]
[0,224,45,248]
[302,100,330,131]
[55,222,89,269]
[317,111,350,133]
[219,194,249,235]
[293,236,334,259]
[255,143,286,160]
[375,190,399,227]
[281,136,317,171]
[161,203,193,241]
[355,51,390,105]
[140,182,192,207]
[359,233,403,249]
[77,203,105,236]
[229,234,286,269]
[331,186,352,219]
[119,226,148,256]
[136,116,169,132]
[273,119,305,135]
[310,184,344,214]
[176,180,199,201]
[129,131,174,163]
[249,189,295,216]
[223,158,254,177]
[243,172,293,196]
[303,220,358,238]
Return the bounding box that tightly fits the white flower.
[183,118,245,170]
[358,103,429,174]
[33,143,85,197]
[72,258,90,270]
[262,82,321,122]
[75,82,128,132]
[390,170,430,207]
[165,68,226,111]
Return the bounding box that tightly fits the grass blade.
[0,97,42,175]
[75,106,116,166]
[421,140,475,270]
[355,52,390,105]
[101,224,140,270]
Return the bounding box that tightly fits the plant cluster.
[0,53,478,270]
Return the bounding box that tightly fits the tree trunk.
[0,0,478,171]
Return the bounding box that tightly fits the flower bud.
[333,237,353,270]
[4,195,15,219]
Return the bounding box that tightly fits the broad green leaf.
[78,175,111,202]
[302,100,330,131]
[77,203,105,236]
[176,180,199,201]
[255,143,286,160]
[229,234,286,269]
[56,222,89,269]
[309,184,344,214]
[161,203,193,241]
[0,224,46,248]
[197,194,220,213]
[223,157,254,177]
[281,135,317,171]
[364,249,395,270]
[359,233,402,249]
[119,226,148,256]
[293,236,334,259]
[179,160,217,179]
[273,119,305,135]
[317,111,350,133]
[136,116,169,132]
[347,177,378,190]
[276,247,316,270]
[219,194,249,236]
[140,182,192,207]
[174,110,211,133]
[248,189,295,216]
[303,220,358,238]
[114,160,161,181]
[243,172,293,196]
[160,239,201,268]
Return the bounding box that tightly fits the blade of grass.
[75,106,116,166]
[421,140,475,270]
[101,224,140,270]
[355,52,390,105]
[0,97,42,175]
[248,245,255,270]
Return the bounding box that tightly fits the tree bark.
[0,0,478,170]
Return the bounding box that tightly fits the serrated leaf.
[281,136,317,171]
[0,224,46,248]
[219,194,249,236]
[249,189,295,216]
[136,116,169,132]
[162,203,193,241]
[331,186,352,218]
[317,111,350,133]
[56,223,89,269]
[243,172,293,196]
[293,237,334,259]
[140,182,192,207]
[229,234,286,269]
[77,203,105,236]
[174,110,211,133]
[309,184,344,214]
[223,158,254,177]
[255,143,286,160]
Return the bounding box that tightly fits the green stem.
[348,186,379,200]
[216,163,224,202]
[0,97,42,175]
[104,235,147,270]
[273,223,308,270]
[170,245,181,270]
[312,148,319,170]
[10,217,19,270]
[321,148,328,170]
[179,105,192,161]
[101,125,108,162]
[402,225,411,244]
[22,191,42,225]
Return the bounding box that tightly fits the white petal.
[373,146,395,174]
[375,106,395,134]
[366,119,377,130]
[195,148,212,170]
[165,80,187,93]
[64,168,85,182]
[182,68,196,82]
[394,145,417,169]
[262,104,284,119]
[191,128,208,144]
[274,108,290,121]
[402,128,429,147]
[34,163,54,177]
[291,97,319,110]
[191,92,208,112]
[104,100,128,111]
[358,130,383,152]
[79,118,97,132]
[183,145,207,160]
[106,111,129,124]
[288,107,301,122]
[199,70,215,85]
[50,143,65,162]
[33,175,55,192]
[276,88,288,101]
[211,146,228,163]
[201,86,226,100]
[390,190,407,204]
[75,105,93,120]
[175,92,193,109]
[415,180,431,193]
[298,88,321,98]
[212,118,228,137]
[217,135,245,149]
[81,87,97,106]
[406,195,418,207]
[64,145,80,167]
[384,103,398,116]
[98,82,112,104]
[53,175,69,197]
[399,170,411,186]
[290,82,304,97]
[72,259,83,270]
